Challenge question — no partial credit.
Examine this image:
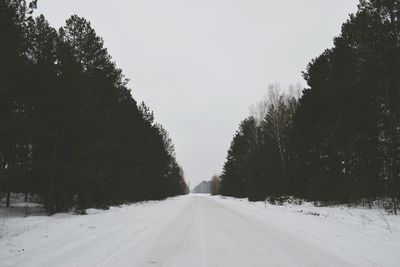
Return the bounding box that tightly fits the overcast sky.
[37,0,358,188]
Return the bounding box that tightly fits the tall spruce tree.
[220,1,399,209]
[0,1,188,213]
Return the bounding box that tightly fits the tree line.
[219,0,400,213]
[0,0,188,214]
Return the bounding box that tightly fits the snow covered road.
[1,194,399,267]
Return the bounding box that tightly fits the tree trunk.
[6,191,10,207]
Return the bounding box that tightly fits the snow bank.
[218,196,400,267]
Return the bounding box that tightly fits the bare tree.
[262,84,300,184]
[250,99,268,127]
[210,174,221,195]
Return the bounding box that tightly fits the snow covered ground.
[0,194,399,267]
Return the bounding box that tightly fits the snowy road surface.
[1,194,399,267]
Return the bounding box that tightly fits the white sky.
[37,0,359,188]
